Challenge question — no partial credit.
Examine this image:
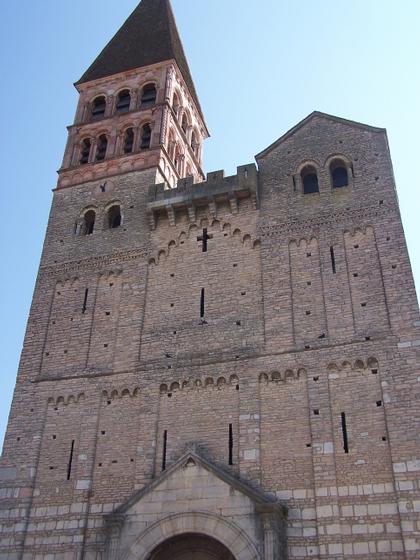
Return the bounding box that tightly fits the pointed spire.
[77,0,203,119]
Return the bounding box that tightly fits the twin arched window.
[300,158,350,194]
[79,204,122,236]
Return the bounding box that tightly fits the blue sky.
[0,0,419,447]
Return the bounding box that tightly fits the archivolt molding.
[122,511,261,560]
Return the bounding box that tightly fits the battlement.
[147,164,258,228]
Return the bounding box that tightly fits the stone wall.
[1,113,419,559]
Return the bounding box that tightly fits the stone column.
[104,514,125,560]
[257,505,287,560]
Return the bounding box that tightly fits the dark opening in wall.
[200,288,205,318]
[116,89,131,113]
[107,205,122,229]
[228,424,233,465]
[140,83,157,107]
[82,288,88,313]
[67,440,75,480]
[162,430,168,471]
[80,138,91,165]
[330,246,336,273]
[91,96,106,121]
[341,412,349,453]
[301,166,319,194]
[82,210,95,235]
[95,135,108,161]
[140,123,152,149]
[123,128,134,154]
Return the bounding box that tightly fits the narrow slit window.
[200,288,205,318]
[330,246,336,273]
[341,412,349,453]
[67,439,75,480]
[82,288,88,313]
[228,423,233,465]
[162,430,168,471]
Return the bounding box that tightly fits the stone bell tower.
[60,0,208,190]
[1,0,420,559]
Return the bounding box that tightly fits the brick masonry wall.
[1,114,419,560]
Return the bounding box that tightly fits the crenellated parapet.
[147,164,258,228]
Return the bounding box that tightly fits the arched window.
[140,83,157,107]
[91,96,106,121]
[82,210,95,235]
[123,128,134,154]
[107,205,121,229]
[191,130,199,154]
[95,135,108,161]
[301,165,319,194]
[79,138,91,165]
[140,123,152,149]
[181,113,189,134]
[175,148,183,174]
[172,92,180,116]
[330,160,349,188]
[115,89,131,114]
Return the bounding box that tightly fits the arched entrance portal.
[148,533,236,560]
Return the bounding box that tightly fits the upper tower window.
[80,139,91,165]
[172,92,180,116]
[301,165,319,194]
[95,135,108,161]
[115,89,131,114]
[191,130,199,154]
[107,205,122,229]
[81,210,96,235]
[330,160,349,188]
[140,123,152,149]
[123,128,134,154]
[91,96,106,121]
[140,84,157,107]
[181,113,189,134]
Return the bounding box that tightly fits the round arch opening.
[147,533,236,560]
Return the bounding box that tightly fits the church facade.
[1,1,419,559]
